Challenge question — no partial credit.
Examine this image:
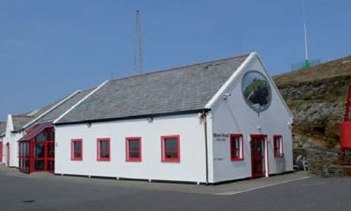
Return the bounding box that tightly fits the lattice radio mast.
[134,10,143,75]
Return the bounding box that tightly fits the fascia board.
[53,80,109,124]
[254,53,294,123]
[205,52,256,109]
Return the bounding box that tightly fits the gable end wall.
[209,54,293,183]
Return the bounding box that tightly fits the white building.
[53,52,293,184]
[1,90,91,172]
[0,122,5,165]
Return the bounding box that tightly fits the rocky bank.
[274,56,351,149]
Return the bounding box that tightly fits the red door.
[251,135,266,178]
[32,129,55,173]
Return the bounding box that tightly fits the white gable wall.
[2,115,23,167]
[209,53,293,183]
[55,114,208,183]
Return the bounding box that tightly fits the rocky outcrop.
[274,56,351,149]
[306,147,340,176]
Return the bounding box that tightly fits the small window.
[35,132,47,142]
[161,135,180,162]
[273,135,284,157]
[97,138,110,161]
[126,137,142,162]
[71,139,83,161]
[230,134,244,161]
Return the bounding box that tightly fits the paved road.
[0,168,350,211]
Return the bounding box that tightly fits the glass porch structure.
[18,122,55,173]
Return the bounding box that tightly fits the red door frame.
[31,129,55,173]
[250,134,268,178]
[18,141,31,173]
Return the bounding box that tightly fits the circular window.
[242,71,272,113]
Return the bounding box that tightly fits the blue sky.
[1,0,350,120]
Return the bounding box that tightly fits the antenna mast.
[134,10,143,75]
[300,0,310,69]
[303,21,310,69]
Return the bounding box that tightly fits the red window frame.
[126,137,142,162]
[71,139,83,161]
[230,134,244,161]
[97,138,111,161]
[273,135,284,157]
[161,135,180,163]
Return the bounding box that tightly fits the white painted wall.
[2,115,24,167]
[210,54,293,183]
[0,136,3,164]
[55,114,208,183]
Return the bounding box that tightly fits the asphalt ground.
[1,166,350,211]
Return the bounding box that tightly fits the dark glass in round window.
[242,71,272,113]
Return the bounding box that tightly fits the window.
[18,142,30,172]
[35,132,47,142]
[97,138,110,161]
[71,139,83,161]
[161,135,180,162]
[126,137,142,162]
[230,134,244,161]
[273,135,284,157]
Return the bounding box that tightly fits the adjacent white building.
[53,52,293,184]
[0,90,91,173]
[0,122,5,164]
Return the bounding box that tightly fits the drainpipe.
[201,111,209,185]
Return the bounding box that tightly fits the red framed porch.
[18,122,55,174]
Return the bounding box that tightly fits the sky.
[1,0,350,121]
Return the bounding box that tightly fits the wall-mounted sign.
[242,71,272,113]
[213,133,229,142]
[214,158,224,161]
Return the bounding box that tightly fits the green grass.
[274,55,351,88]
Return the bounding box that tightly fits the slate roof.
[57,54,249,124]
[0,122,6,137]
[35,89,92,124]
[12,99,62,132]
[18,122,53,142]
[12,115,35,132]
[12,89,92,132]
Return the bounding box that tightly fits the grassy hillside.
[275,56,351,87]
[273,55,351,149]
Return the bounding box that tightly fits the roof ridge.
[53,80,109,124]
[110,54,250,83]
[12,114,32,118]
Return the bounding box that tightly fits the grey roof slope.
[58,54,248,124]
[12,90,92,132]
[0,122,6,137]
[12,99,63,132]
[13,116,35,132]
[35,89,92,124]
